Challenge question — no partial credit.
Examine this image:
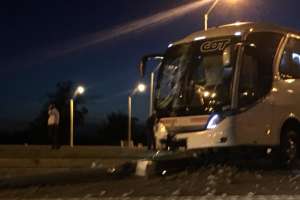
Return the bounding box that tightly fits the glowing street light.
[75,86,85,96]
[204,0,239,31]
[128,83,146,147]
[137,83,146,93]
[70,85,85,148]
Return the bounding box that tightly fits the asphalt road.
[1,146,300,199]
[1,161,300,199]
[1,196,300,200]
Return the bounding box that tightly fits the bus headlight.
[206,114,224,130]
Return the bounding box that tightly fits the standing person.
[48,103,60,149]
[146,113,157,151]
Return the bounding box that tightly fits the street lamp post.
[204,0,220,31]
[70,86,85,148]
[149,72,155,116]
[204,0,239,31]
[128,96,132,147]
[70,98,74,147]
[128,83,146,147]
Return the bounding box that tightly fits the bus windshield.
[156,37,240,117]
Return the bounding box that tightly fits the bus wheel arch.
[279,118,300,167]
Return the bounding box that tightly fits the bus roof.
[172,22,300,46]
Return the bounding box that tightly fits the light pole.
[128,83,146,147]
[149,72,155,116]
[204,0,238,31]
[70,85,85,148]
[204,0,220,31]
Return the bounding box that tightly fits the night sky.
[1,0,300,129]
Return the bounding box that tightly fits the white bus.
[139,22,300,165]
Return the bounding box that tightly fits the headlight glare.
[206,114,223,130]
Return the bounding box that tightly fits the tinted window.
[238,32,282,108]
[280,38,300,78]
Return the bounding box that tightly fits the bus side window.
[238,32,282,108]
[280,38,300,79]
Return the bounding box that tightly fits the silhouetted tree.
[28,81,88,144]
[97,111,144,145]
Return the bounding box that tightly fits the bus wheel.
[280,129,299,168]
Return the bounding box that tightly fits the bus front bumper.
[174,129,233,150]
[156,128,235,150]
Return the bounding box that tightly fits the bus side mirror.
[139,57,147,77]
[139,54,164,77]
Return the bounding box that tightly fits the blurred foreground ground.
[1,145,300,199]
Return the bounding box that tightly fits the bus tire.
[279,128,299,168]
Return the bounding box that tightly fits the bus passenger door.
[234,32,283,146]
